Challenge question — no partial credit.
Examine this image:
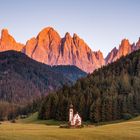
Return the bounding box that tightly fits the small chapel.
[69,104,82,126]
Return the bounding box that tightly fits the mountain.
[39,49,140,122]
[0,28,105,73]
[0,51,86,104]
[24,28,105,73]
[135,37,140,50]
[105,38,140,64]
[0,29,24,52]
[0,27,140,72]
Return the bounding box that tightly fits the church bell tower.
[69,104,73,122]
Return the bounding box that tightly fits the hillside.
[39,49,140,122]
[52,65,87,83]
[0,51,86,104]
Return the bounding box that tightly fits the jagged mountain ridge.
[105,38,140,64]
[0,27,140,72]
[0,28,104,73]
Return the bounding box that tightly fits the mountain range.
[1,27,140,73]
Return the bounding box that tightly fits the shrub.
[122,113,132,120]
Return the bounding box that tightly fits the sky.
[0,0,140,57]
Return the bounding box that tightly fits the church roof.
[73,113,81,120]
[70,104,73,108]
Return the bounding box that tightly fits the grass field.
[0,113,140,140]
[0,118,140,140]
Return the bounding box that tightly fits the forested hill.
[51,65,87,83]
[39,49,140,122]
[0,51,86,104]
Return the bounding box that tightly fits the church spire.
[69,104,73,122]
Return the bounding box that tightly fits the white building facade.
[69,104,82,126]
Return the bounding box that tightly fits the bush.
[122,113,132,120]
[133,113,139,117]
[11,119,16,123]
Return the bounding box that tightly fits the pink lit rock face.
[136,38,140,50]
[106,39,134,64]
[0,27,104,73]
[0,27,140,73]
[0,29,24,52]
[24,27,61,65]
[105,47,118,64]
[24,27,105,73]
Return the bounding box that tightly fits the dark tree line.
[0,98,42,121]
[39,50,140,122]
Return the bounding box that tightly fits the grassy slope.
[131,116,140,121]
[17,112,66,125]
[0,120,140,140]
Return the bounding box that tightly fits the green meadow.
[0,115,140,140]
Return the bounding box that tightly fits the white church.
[69,104,82,126]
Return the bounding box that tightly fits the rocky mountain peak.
[0,28,24,52]
[106,39,132,64]
[1,29,15,42]
[73,33,79,39]
[118,38,131,56]
[120,39,130,46]
[105,47,118,64]
[136,37,140,50]
[64,32,72,40]
[1,29,9,36]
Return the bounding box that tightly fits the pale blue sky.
[0,0,140,57]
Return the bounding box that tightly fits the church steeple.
[69,104,73,122]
